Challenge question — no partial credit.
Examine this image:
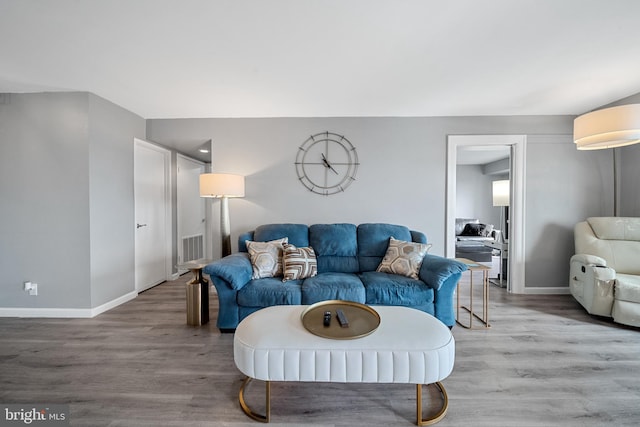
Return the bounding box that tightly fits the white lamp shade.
[199,173,245,198]
[574,104,640,150]
[492,180,509,207]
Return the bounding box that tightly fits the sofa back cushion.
[576,217,640,275]
[455,218,479,236]
[357,223,415,272]
[252,224,309,247]
[309,223,359,274]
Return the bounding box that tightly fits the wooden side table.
[177,259,213,326]
[455,258,491,329]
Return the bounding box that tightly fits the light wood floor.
[1,272,639,427]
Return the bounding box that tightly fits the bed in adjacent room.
[454,218,495,262]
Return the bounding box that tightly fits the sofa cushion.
[615,274,640,303]
[588,217,640,241]
[578,218,640,275]
[237,278,303,307]
[376,237,431,279]
[246,238,288,279]
[455,218,479,236]
[254,223,309,247]
[359,271,434,306]
[357,223,413,272]
[310,223,359,273]
[301,273,366,304]
[282,244,318,282]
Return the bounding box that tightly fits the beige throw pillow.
[282,243,318,282]
[376,237,431,279]
[246,238,288,279]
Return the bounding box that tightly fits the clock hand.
[321,153,339,175]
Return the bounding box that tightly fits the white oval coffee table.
[234,305,455,425]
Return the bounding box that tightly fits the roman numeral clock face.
[295,132,359,196]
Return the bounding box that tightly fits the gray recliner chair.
[570,217,640,327]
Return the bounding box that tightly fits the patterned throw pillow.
[246,238,288,279]
[282,243,318,282]
[376,237,432,279]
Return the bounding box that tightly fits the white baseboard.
[523,286,571,295]
[0,291,138,318]
[91,291,138,317]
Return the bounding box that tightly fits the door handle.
[136,223,148,229]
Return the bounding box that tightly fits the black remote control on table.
[336,309,349,328]
[323,311,331,327]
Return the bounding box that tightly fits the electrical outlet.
[24,281,38,296]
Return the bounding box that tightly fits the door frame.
[134,138,172,292]
[176,153,206,271]
[446,135,526,294]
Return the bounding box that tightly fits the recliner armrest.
[570,253,607,268]
[569,254,615,317]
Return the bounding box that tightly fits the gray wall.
[524,135,612,288]
[620,143,640,216]
[0,92,144,310]
[147,115,617,291]
[88,93,145,306]
[604,92,640,217]
[2,90,637,313]
[456,165,504,228]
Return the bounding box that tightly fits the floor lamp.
[574,104,640,216]
[492,179,510,241]
[199,173,245,258]
[492,180,509,286]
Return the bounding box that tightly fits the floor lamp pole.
[220,196,231,257]
[613,148,618,217]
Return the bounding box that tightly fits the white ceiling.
[1,0,640,120]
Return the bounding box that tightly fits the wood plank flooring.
[1,272,639,426]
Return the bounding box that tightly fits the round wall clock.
[295,131,359,195]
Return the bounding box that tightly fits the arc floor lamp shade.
[574,104,640,150]
[200,173,245,257]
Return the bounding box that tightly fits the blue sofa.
[203,223,467,331]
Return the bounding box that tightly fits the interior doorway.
[447,135,526,294]
[177,154,206,270]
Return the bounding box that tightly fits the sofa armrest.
[570,253,607,268]
[418,254,468,291]
[203,253,253,290]
[569,254,615,317]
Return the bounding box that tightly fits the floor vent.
[181,234,204,263]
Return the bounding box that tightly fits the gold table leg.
[238,377,270,423]
[238,378,450,425]
[417,382,449,426]
[456,269,491,329]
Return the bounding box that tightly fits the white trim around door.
[447,135,526,294]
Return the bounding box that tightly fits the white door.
[177,154,206,267]
[134,139,171,292]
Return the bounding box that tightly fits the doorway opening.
[447,135,526,294]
